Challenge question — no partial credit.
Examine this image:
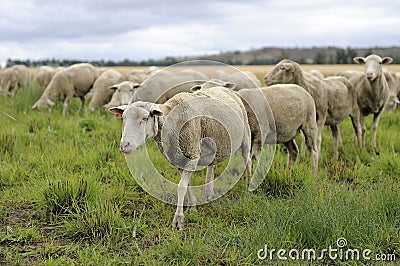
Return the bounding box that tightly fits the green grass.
[0,85,400,265]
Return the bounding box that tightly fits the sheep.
[33,66,57,90]
[103,81,139,109]
[308,69,325,79]
[109,86,251,229]
[238,84,319,173]
[383,70,400,113]
[214,69,260,91]
[350,54,393,148]
[130,69,208,103]
[32,63,99,116]
[264,59,362,159]
[87,69,122,111]
[0,65,30,97]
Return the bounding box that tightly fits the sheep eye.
[140,116,148,124]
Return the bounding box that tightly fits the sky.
[1,0,400,66]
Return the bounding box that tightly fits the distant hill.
[192,46,400,65]
[5,46,400,67]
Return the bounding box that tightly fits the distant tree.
[314,52,327,64]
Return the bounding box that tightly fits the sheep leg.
[302,126,319,174]
[283,140,298,168]
[172,170,193,230]
[337,124,342,145]
[78,96,86,114]
[205,165,216,201]
[62,96,73,117]
[187,179,197,212]
[350,111,363,148]
[330,124,340,160]
[371,112,382,149]
[360,114,366,148]
[316,120,325,153]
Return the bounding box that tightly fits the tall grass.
[0,81,399,265]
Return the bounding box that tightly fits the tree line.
[4,47,400,68]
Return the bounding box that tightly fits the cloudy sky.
[1,0,399,66]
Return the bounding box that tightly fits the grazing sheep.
[103,81,139,109]
[264,59,362,159]
[109,86,251,229]
[130,69,208,103]
[238,84,319,172]
[214,69,260,90]
[33,66,57,89]
[88,69,122,111]
[383,70,400,113]
[32,63,99,116]
[351,54,393,148]
[0,65,30,97]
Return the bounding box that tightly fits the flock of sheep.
[1,54,399,229]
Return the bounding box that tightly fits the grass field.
[1,65,400,265]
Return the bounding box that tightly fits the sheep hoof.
[172,215,184,230]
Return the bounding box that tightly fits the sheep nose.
[366,72,374,78]
[120,141,130,151]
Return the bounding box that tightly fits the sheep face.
[109,82,139,105]
[108,102,163,154]
[32,98,55,110]
[264,59,296,86]
[354,54,393,81]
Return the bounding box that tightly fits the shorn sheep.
[238,84,319,173]
[351,54,393,148]
[32,63,99,116]
[264,59,362,159]
[109,86,251,229]
[383,70,400,113]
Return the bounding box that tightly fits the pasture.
[0,64,400,265]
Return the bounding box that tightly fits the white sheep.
[0,65,30,97]
[383,70,400,113]
[130,69,208,103]
[264,59,362,159]
[32,63,99,116]
[109,86,251,229]
[103,81,139,109]
[238,84,319,172]
[87,69,122,111]
[214,69,260,91]
[33,66,57,90]
[264,59,361,159]
[351,54,393,148]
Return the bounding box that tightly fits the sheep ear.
[353,57,365,64]
[150,105,163,116]
[382,57,393,65]
[108,85,118,91]
[130,82,140,90]
[190,85,202,92]
[223,82,236,89]
[108,105,128,115]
